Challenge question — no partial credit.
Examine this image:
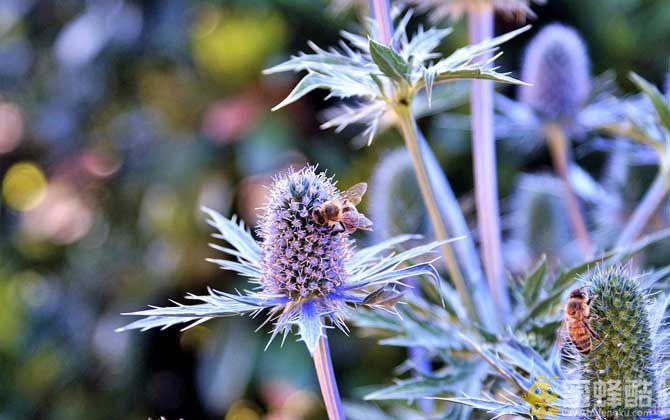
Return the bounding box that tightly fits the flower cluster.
[258,168,351,299]
[119,166,444,354]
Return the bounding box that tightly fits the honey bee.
[312,182,372,234]
[563,288,600,354]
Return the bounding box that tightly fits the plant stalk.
[313,335,344,420]
[369,0,393,46]
[545,122,595,257]
[616,167,670,247]
[395,104,478,322]
[467,5,511,323]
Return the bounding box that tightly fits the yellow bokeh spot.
[191,8,287,88]
[225,400,260,420]
[2,162,47,211]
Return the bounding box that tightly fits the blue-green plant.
[265,3,529,328]
[118,166,446,420]
[356,229,670,418]
[409,0,544,325]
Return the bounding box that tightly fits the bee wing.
[556,318,568,350]
[341,182,367,205]
[341,211,372,230]
[363,287,404,307]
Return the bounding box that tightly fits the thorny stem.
[467,5,511,323]
[395,104,479,323]
[313,335,344,420]
[616,165,670,247]
[545,123,595,257]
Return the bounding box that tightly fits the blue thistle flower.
[118,166,443,354]
[519,23,592,123]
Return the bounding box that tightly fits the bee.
[563,288,600,354]
[312,182,372,234]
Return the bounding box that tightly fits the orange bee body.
[312,182,372,234]
[564,288,599,354]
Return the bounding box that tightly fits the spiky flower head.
[565,264,670,418]
[257,167,351,299]
[119,166,444,354]
[519,24,591,122]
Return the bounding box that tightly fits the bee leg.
[586,322,602,341]
[586,294,597,306]
[331,223,345,234]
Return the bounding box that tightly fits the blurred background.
[0,0,669,419]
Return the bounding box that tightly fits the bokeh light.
[0,101,23,153]
[2,161,47,211]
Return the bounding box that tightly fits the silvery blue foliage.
[118,166,444,354]
[519,23,591,122]
[264,9,529,145]
[428,262,670,419]
[361,231,670,419]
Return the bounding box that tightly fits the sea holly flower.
[118,166,444,354]
[495,23,618,152]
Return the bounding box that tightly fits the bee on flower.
[118,166,444,360]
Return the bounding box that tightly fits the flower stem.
[395,104,478,323]
[545,122,595,257]
[616,167,670,247]
[369,0,393,46]
[467,5,511,323]
[313,334,344,420]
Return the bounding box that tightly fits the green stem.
[545,123,595,257]
[313,335,344,420]
[395,104,478,323]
